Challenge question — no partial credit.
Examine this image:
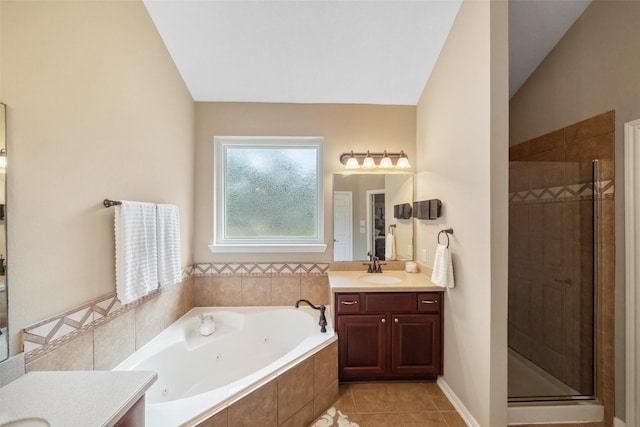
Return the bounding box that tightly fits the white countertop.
[328,270,445,293]
[0,370,157,427]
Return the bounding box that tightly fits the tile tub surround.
[19,262,329,373]
[22,274,195,371]
[508,111,615,424]
[192,263,332,307]
[195,340,338,427]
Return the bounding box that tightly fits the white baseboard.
[437,377,480,427]
[614,416,626,427]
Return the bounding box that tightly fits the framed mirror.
[0,103,7,361]
[333,173,413,262]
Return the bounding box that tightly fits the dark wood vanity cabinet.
[335,292,443,381]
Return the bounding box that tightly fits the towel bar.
[103,199,122,207]
[437,228,454,248]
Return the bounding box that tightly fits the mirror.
[0,103,7,361]
[333,173,413,262]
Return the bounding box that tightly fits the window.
[210,136,326,253]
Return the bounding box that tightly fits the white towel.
[431,244,455,288]
[115,201,159,305]
[385,232,396,260]
[157,204,182,286]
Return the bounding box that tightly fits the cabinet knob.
[381,318,386,323]
[394,318,399,323]
[340,301,358,305]
[421,300,438,304]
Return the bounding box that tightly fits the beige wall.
[0,0,195,356]
[194,102,416,263]
[510,0,640,420]
[416,0,508,425]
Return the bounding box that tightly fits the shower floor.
[508,348,579,399]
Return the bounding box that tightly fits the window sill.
[208,243,328,254]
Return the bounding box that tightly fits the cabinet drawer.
[417,293,442,313]
[336,294,361,314]
[365,293,416,313]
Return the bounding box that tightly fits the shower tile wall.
[508,111,615,422]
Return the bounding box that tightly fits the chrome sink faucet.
[364,252,385,273]
[294,299,327,333]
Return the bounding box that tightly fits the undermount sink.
[0,418,50,427]
[358,274,403,284]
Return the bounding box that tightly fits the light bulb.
[396,151,411,169]
[379,151,393,169]
[345,151,360,169]
[362,151,376,168]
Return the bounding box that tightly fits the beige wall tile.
[300,276,330,305]
[563,110,614,144]
[159,282,186,327]
[228,379,277,427]
[509,140,530,161]
[26,332,93,372]
[241,277,271,306]
[194,276,213,306]
[279,401,314,427]
[277,357,314,423]
[197,409,228,427]
[530,128,564,156]
[271,276,301,306]
[135,294,165,349]
[313,341,338,396]
[93,309,135,370]
[182,276,195,312]
[211,277,242,306]
[313,379,339,419]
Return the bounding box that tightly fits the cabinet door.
[391,314,441,375]
[337,314,387,379]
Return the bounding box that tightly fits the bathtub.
[114,305,336,426]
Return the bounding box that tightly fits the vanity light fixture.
[338,150,411,170]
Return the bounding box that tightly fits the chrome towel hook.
[437,228,454,248]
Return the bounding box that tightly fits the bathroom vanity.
[328,270,444,381]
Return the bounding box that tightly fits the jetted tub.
[114,306,336,426]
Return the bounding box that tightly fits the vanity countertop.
[0,370,157,426]
[328,269,445,293]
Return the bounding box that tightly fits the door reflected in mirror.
[333,173,413,262]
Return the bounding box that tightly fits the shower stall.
[507,112,615,411]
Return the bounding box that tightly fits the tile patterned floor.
[312,381,467,427]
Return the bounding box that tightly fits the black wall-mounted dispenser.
[413,199,442,220]
[393,203,412,219]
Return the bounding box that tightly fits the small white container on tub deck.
[199,314,215,336]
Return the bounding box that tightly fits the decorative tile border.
[509,180,614,204]
[22,266,193,363]
[21,263,328,363]
[193,262,330,276]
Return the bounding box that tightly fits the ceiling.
[144,0,591,105]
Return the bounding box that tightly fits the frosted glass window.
[212,137,325,252]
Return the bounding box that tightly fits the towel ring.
[437,228,454,248]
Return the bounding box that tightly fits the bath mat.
[311,407,359,427]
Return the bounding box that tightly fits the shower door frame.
[624,118,640,426]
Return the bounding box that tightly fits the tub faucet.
[294,299,327,333]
